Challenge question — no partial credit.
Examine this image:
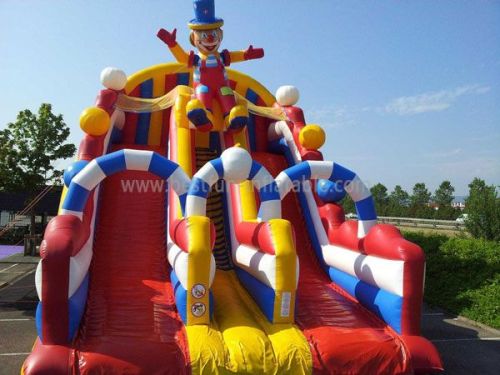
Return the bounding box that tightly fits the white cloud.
[384,84,490,115]
[306,107,357,129]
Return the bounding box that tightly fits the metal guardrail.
[344,214,466,231]
[377,216,466,231]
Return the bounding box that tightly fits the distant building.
[452,196,467,210]
[451,202,465,210]
[427,196,467,211]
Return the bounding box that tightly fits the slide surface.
[180,147,311,374]
[73,150,190,374]
[254,152,410,375]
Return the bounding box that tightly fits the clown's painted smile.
[201,42,218,51]
[193,29,222,55]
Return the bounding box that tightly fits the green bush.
[404,231,500,329]
[464,178,500,241]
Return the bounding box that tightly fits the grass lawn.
[398,225,466,238]
[404,231,500,329]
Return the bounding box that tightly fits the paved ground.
[422,305,500,374]
[0,255,499,375]
[0,256,38,375]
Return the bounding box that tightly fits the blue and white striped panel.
[328,267,403,333]
[249,160,281,221]
[186,149,281,221]
[62,150,190,219]
[275,161,377,237]
[233,244,300,290]
[322,244,404,296]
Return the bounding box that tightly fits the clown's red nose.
[207,34,215,43]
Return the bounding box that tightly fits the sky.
[1,0,499,196]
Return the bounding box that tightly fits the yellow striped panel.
[186,216,212,325]
[124,64,275,108]
[239,181,258,221]
[234,80,249,102]
[125,63,191,95]
[175,85,191,130]
[269,219,297,323]
[177,128,193,177]
[147,74,165,146]
[170,79,229,370]
[232,127,248,149]
[227,69,276,107]
[233,131,257,222]
[173,92,193,219]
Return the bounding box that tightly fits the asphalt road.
[0,268,38,375]
[1,263,499,375]
[422,305,500,374]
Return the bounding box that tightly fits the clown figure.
[157,0,264,132]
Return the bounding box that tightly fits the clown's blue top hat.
[188,0,224,30]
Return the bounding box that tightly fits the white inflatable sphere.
[100,67,127,90]
[276,85,300,106]
[220,147,252,184]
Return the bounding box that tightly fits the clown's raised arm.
[157,27,264,67]
[225,45,264,64]
[156,29,194,66]
[157,28,192,65]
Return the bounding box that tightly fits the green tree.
[433,180,457,219]
[0,130,13,186]
[370,183,389,216]
[465,178,500,241]
[409,182,433,218]
[341,195,356,216]
[0,104,76,238]
[388,185,410,217]
[0,104,76,192]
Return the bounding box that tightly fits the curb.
[0,255,40,265]
[454,314,500,336]
[426,304,500,336]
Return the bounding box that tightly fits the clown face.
[191,28,223,55]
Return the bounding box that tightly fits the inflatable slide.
[22,1,443,374]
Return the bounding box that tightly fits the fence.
[377,216,465,231]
